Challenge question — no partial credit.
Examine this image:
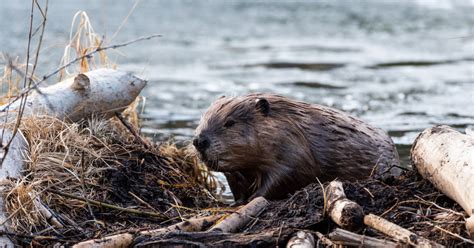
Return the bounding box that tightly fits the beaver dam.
[1,5,473,248]
[1,113,473,247]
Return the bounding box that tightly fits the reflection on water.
[1,1,473,199]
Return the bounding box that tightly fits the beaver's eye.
[224,119,236,128]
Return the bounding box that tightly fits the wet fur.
[195,93,399,202]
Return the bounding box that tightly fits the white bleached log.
[326,180,364,231]
[286,231,315,248]
[0,68,146,245]
[209,197,269,233]
[1,68,147,121]
[364,213,444,247]
[411,125,474,238]
[73,215,223,248]
[0,129,27,247]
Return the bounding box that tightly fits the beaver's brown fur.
[193,93,399,202]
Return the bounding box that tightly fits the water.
[1,0,473,181]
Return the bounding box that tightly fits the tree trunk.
[411,125,474,238]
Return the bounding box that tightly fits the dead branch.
[326,180,364,231]
[328,228,400,248]
[209,197,269,233]
[364,213,444,247]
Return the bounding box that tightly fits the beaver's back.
[304,104,399,181]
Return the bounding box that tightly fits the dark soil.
[136,170,471,247]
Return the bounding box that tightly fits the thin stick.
[313,231,333,247]
[115,112,150,149]
[47,189,168,220]
[425,222,474,245]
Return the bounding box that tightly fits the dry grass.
[3,116,219,245]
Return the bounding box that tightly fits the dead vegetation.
[1,2,472,247]
[1,116,221,246]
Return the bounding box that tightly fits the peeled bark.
[0,69,146,245]
[364,214,444,248]
[209,197,269,233]
[73,215,222,248]
[286,231,315,248]
[326,181,364,231]
[0,129,27,246]
[411,125,474,237]
[72,233,134,248]
[1,68,147,121]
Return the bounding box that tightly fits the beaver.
[193,93,399,203]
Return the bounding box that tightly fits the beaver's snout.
[193,135,210,154]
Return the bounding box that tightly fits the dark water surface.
[1,0,473,170]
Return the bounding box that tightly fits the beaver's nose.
[193,135,210,153]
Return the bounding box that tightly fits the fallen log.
[1,68,147,121]
[0,129,28,246]
[286,230,315,248]
[326,180,364,231]
[141,214,223,236]
[364,213,444,248]
[328,228,399,248]
[411,125,474,238]
[209,197,269,233]
[0,69,146,245]
[73,215,222,248]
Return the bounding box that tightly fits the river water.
[1,1,473,171]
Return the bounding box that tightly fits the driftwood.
[1,68,147,121]
[209,197,269,233]
[411,125,474,238]
[286,231,315,248]
[328,228,400,248]
[72,233,134,248]
[0,129,28,246]
[364,213,444,248]
[135,228,292,247]
[0,69,146,245]
[326,180,364,231]
[73,215,223,248]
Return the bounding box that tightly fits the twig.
[0,0,49,167]
[129,191,157,211]
[425,222,474,245]
[115,112,150,149]
[47,189,168,220]
[313,231,334,247]
[414,195,465,217]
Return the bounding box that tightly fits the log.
[411,125,474,238]
[73,215,222,248]
[209,196,269,233]
[141,214,223,236]
[364,213,444,248]
[0,129,27,246]
[0,69,146,245]
[286,231,315,248]
[1,68,147,121]
[328,228,399,248]
[326,180,364,231]
[72,233,134,248]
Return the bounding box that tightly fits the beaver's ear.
[255,98,270,116]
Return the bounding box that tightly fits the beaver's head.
[193,94,272,172]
